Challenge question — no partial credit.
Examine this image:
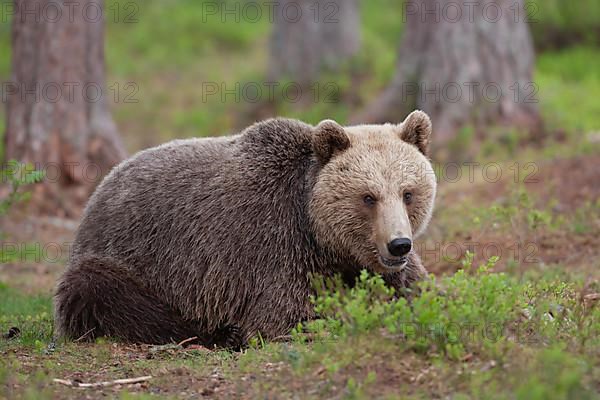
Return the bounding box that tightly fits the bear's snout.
[387,237,412,257]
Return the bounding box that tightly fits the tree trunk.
[353,0,541,147]
[5,0,126,200]
[269,0,360,85]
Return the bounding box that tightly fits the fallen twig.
[53,375,152,388]
[74,328,96,343]
[177,336,199,347]
[270,334,293,343]
[148,337,201,354]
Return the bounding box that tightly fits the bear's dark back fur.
[55,119,341,345]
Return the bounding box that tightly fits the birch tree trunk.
[269,0,360,84]
[4,0,126,197]
[353,0,541,146]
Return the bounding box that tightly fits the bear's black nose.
[387,238,412,257]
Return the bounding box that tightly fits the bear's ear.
[312,119,350,164]
[398,110,432,156]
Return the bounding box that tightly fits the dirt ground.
[423,154,600,276]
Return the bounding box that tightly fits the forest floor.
[1,135,599,399]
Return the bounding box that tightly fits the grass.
[0,282,51,317]
[535,47,600,134]
[530,0,600,48]
[105,0,269,76]
[0,0,10,78]
[1,256,598,398]
[0,283,52,349]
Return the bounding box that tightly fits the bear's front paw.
[211,325,246,350]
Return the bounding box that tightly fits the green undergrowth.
[299,254,598,358]
[1,254,598,398]
[272,254,600,398]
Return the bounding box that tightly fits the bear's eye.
[403,192,413,205]
[363,195,377,207]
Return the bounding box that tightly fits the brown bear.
[54,110,436,347]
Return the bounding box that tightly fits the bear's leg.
[210,325,246,349]
[54,255,203,345]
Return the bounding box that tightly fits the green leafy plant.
[303,253,599,362]
[0,161,45,264]
[0,160,45,215]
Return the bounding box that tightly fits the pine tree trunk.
[353,0,541,146]
[5,0,126,197]
[269,0,360,84]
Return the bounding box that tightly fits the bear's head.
[310,110,436,275]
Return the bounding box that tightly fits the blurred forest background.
[1,0,599,174]
[1,1,599,398]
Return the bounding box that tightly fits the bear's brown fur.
[54,111,436,346]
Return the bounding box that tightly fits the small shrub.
[304,253,599,361]
[0,160,45,263]
[0,160,45,215]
